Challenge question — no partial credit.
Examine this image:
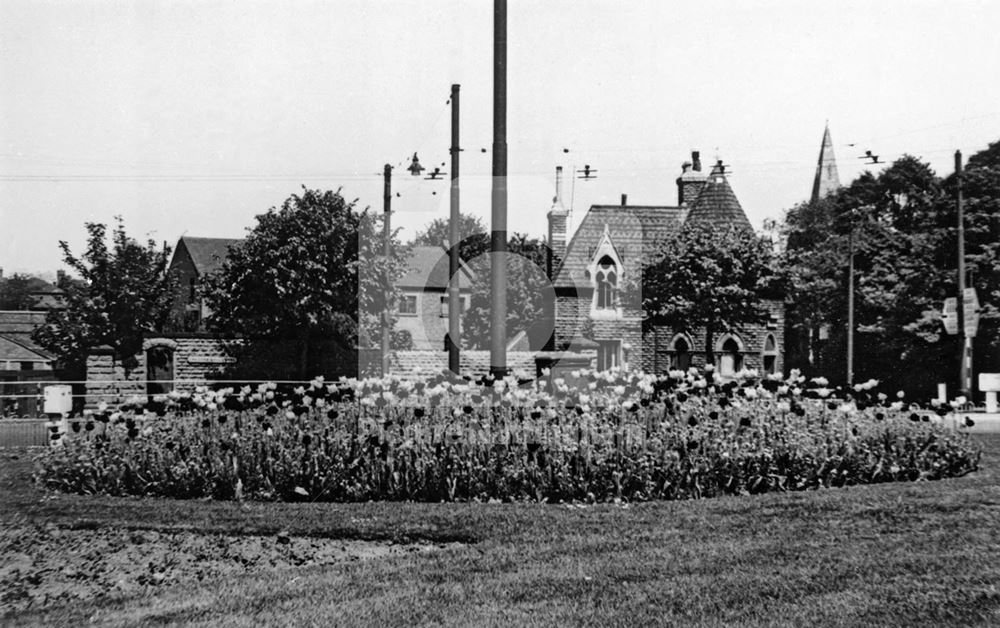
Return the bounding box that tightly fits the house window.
[595,255,617,309]
[718,336,743,377]
[597,340,621,371]
[670,336,692,371]
[762,334,778,375]
[399,295,418,316]
[20,362,34,371]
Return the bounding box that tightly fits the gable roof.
[396,245,474,290]
[177,236,243,276]
[683,168,752,231]
[0,310,48,334]
[553,205,685,288]
[0,334,52,361]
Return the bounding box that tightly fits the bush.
[35,369,981,503]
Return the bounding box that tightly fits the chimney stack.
[621,194,628,206]
[547,166,569,280]
[677,150,709,207]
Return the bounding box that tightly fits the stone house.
[548,153,785,377]
[167,236,242,332]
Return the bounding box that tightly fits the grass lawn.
[3,435,1000,627]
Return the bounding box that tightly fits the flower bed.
[35,369,981,503]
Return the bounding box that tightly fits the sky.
[2,0,1000,276]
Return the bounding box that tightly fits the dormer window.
[595,256,617,309]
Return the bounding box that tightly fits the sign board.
[942,297,958,335]
[980,373,1000,393]
[187,356,236,365]
[963,288,980,337]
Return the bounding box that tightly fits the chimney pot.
[621,194,628,206]
[692,151,702,172]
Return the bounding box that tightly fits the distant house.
[0,311,55,374]
[394,245,475,350]
[166,236,242,332]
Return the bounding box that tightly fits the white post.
[937,383,947,405]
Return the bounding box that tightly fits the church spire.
[811,123,840,203]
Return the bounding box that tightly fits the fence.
[0,419,50,447]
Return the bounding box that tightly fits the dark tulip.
[794,406,806,417]
[463,405,474,415]
[909,413,920,422]
[688,416,699,427]
[739,417,752,428]
[266,405,279,416]
[640,398,650,407]
[718,397,729,408]
[49,425,60,433]
[530,410,542,419]
[218,414,228,424]
[220,441,230,452]
[302,434,312,447]
[84,421,94,432]
[708,411,719,421]
[50,433,60,441]
[201,418,211,429]
[575,406,585,416]
[921,414,930,422]
[165,441,175,450]
[413,408,424,419]
[328,409,339,420]
[262,421,272,431]
[127,428,139,439]
[965,416,975,427]
[71,422,81,433]
[125,418,136,430]
[627,403,640,413]
[676,393,688,403]
[875,412,885,421]
[687,440,699,451]
[936,407,949,416]
[827,402,838,410]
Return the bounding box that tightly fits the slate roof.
[178,236,243,276]
[0,334,52,361]
[811,124,841,203]
[553,206,685,289]
[683,168,752,231]
[397,246,474,291]
[0,311,48,335]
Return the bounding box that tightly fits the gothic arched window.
[761,334,778,375]
[595,255,617,310]
[718,335,744,377]
[670,335,692,371]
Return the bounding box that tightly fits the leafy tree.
[642,221,779,365]
[32,218,174,373]
[0,273,34,310]
[412,212,490,263]
[462,233,553,350]
[780,146,1000,396]
[205,187,408,379]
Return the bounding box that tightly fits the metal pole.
[382,164,392,376]
[449,84,461,375]
[847,224,854,387]
[490,0,508,379]
[956,150,971,399]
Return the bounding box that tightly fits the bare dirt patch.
[0,519,463,616]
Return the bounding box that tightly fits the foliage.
[0,273,35,310]
[780,146,1000,395]
[37,368,980,503]
[32,218,173,372]
[462,233,553,350]
[642,221,780,363]
[205,188,409,379]
[412,212,490,263]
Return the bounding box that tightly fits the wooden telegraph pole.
[382,163,392,376]
[448,84,461,375]
[490,0,508,379]
[956,150,973,399]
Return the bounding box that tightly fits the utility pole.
[490,0,508,379]
[382,163,392,377]
[956,150,972,399]
[847,223,855,387]
[448,84,461,375]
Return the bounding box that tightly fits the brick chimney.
[676,150,708,206]
[547,166,569,280]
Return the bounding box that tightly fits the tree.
[0,273,34,310]
[780,146,1000,396]
[462,233,553,350]
[642,222,779,365]
[32,218,174,373]
[205,187,409,379]
[412,212,490,263]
